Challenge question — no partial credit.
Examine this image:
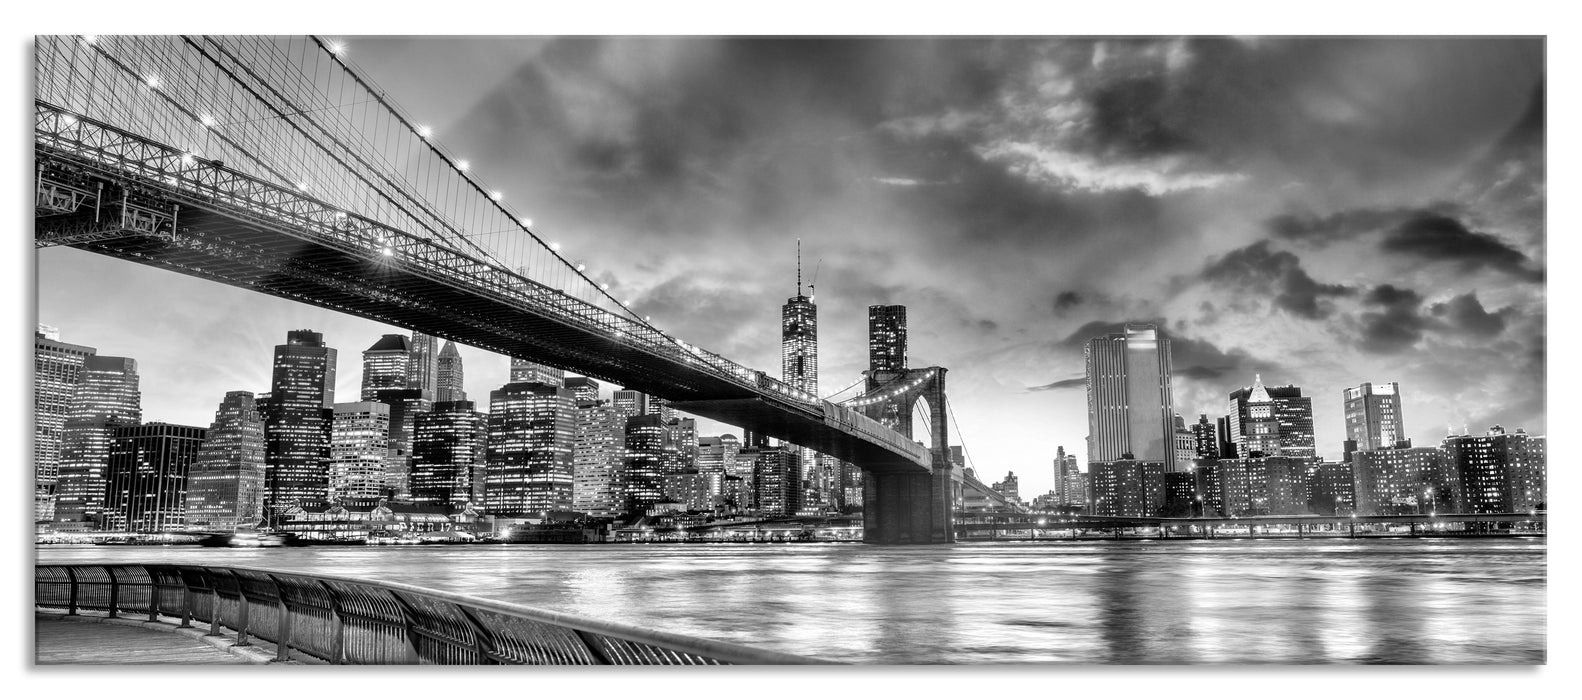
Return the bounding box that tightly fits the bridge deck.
[35,613,263,665]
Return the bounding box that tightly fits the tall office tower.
[408,331,439,399]
[434,340,466,404]
[1215,415,1238,459]
[369,387,430,501]
[782,251,829,510]
[753,445,803,518]
[1443,426,1546,513]
[361,334,411,400]
[612,389,649,419]
[565,376,601,406]
[1191,414,1218,459]
[410,400,487,508]
[1351,445,1456,516]
[103,423,207,532]
[1306,460,1356,515]
[868,304,908,372]
[1227,377,1315,459]
[697,435,741,482]
[185,391,267,532]
[55,355,141,527]
[34,328,97,521]
[647,394,676,423]
[486,382,575,516]
[1054,446,1085,511]
[328,402,391,504]
[572,400,625,517]
[263,330,337,515]
[1344,382,1405,453]
[668,418,698,472]
[510,357,565,387]
[1084,323,1177,469]
[991,472,1021,504]
[621,413,671,513]
[1172,415,1197,472]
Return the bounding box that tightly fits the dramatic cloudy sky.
[36,36,1545,497]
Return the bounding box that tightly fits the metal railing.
[35,563,828,665]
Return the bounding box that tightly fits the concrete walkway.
[35,612,284,665]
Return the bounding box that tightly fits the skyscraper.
[264,330,337,514]
[369,387,430,501]
[572,400,625,517]
[411,400,487,508]
[435,339,466,404]
[408,331,440,399]
[486,381,575,516]
[565,376,601,406]
[361,334,411,400]
[329,402,392,504]
[612,389,650,419]
[54,355,141,527]
[185,391,267,532]
[621,413,671,513]
[103,423,207,532]
[1053,446,1085,512]
[34,328,96,521]
[510,358,565,386]
[1190,414,1218,459]
[868,304,907,373]
[782,248,826,509]
[1084,323,1177,469]
[753,445,803,518]
[1227,377,1315,459]
[1344,382,1405,453]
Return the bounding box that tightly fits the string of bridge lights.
[99,33,651,328]
[842,369,938,408]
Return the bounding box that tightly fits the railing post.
[267,575,293,663]
[384,590,423,664]
[454,604,503,665]
[205,570,224,637]
[232,571,252,647]
[176,571,194,629]
[66,567,78,616]
[318,580,346,664]
[147,566,160,622]
[572,629,615,665]
[105,567,119,619]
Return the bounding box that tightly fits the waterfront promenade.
[36,612,275,665]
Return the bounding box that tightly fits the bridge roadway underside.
[34,153,928,480]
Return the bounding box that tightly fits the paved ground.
[34,612,280,665]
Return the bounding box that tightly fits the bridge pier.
[861,466,954,545]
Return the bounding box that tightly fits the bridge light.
[62,115,77,126]
[548,241,560,251]
[200,114,217,128]
[383,247,394,256]
[82,35,98,45]
[145,75,162,89]
[490,191,502,201]
[180,153,195,165]
[623,299,632,306]
[456,160,470,172]
[523,218,535,228]
[417,125,433,139]
[600,283,610,290]
[576,264,586,272]
[328,41,346,55]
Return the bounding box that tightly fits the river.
[35,538,1545,664]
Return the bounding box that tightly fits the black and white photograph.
[16,2,1568,686]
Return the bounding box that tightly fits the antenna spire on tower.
[796,238,802,296]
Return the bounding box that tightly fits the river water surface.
[37,538,1545,664]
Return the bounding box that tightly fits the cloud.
[1268,207,1543,283]
[1385,212,1544,282]
[1028,376,1085,392]
[1200,241,1354,319]
[1429,292,1508,338]
[1356,284,1430,354]
[1052,291,1084,314]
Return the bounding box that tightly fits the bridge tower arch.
[854,366,955,544]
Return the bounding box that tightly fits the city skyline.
[35,36,1545,498]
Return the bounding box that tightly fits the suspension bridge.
[33,35,963,543]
